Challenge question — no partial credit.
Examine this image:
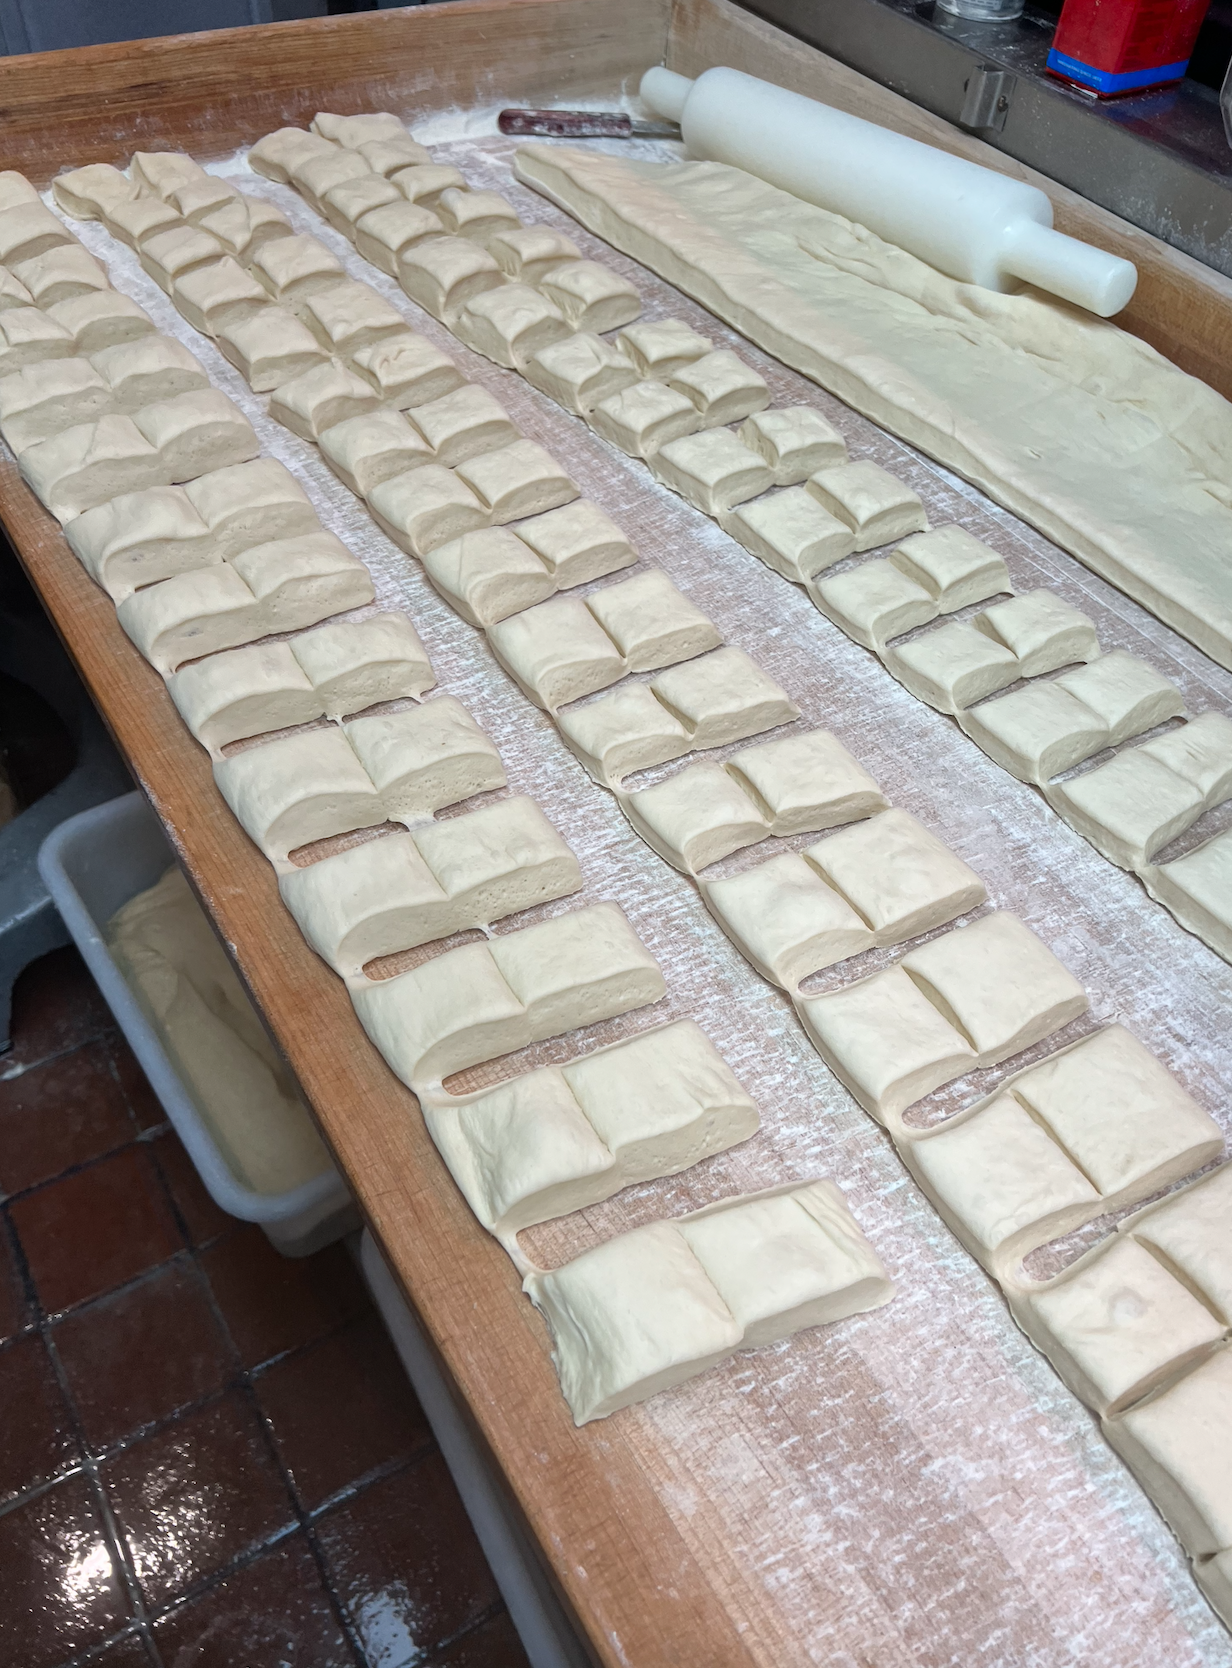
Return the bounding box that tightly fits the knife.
[497,108,682,140]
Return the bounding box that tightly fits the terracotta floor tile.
[0,1214,31,1343]
[0,1473,131,1668]
[0,1040,135,1199]
[435,1609,532,1667]
[316,1455,500,1664]
[0,1331,80,1503]
[53,1261,235,1452]
[256,1314,432,1511]
[9,1145,183,1316]
[152,1531,355,1668]
[107,1039,167,1133]
[201,1226,369,1371]
[150,1131,234,1248]
[2,946,116,1078]
[102,1390,296,1608]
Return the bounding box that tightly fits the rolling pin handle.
[998,220,1138,317]
[640,67,694,123]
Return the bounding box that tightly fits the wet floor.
[0,945,529,1668]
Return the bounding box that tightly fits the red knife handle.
[498,108,634,138]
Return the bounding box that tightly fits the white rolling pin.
[640,66,1137,318]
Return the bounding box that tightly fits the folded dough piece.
[311,111,415,149]
[322,174,401,238]
[703,851,874,989]
[117,562,262,671]
[130,150,208,198]
[65,484,214,599]
[251,234,346,304]
[104,196,183,250]
[1143,828,1232,963]
[168,612,434,753]
[886,618,1020,714]
[12,245,109,309]
[198,195,292,262]
[132,388,259,485]
[668,348,770,427]
[269,361,382,441]
[1053,650,1182,747]
[648,647,799,748]
[524,331,639,415]
[489,224,581,285]
[367,465,487,557]
[454,438,577,525]
[185,457,319,560]
[1013,1236,1225,1416]
[0,202,77,267]
[515,499,635,589]
[807,460,927,552]
[724,727,884,834]
[526,1178,892,1423]
[282,794,580,978]
[0,269,33,312]
[1121,1163,1232,1323]
[405,384,516,466]
[348,332,464,410]
[973,589,1099,677]
[739,407,846,485]
[292,149,371,212]
[1140,710,1232,805]
[435,187,521,246]
[300,281,407,356]
[618,319,712,379]
[342,694,505,825]
[589,379,700,459]
[486,595,626,710]
[426,1019,758,1239]
[0,359,115,454]
[91,336,210,412]
[900,911,1087,1068]
[138,225,225,294]
[454,283,571,371]
[169,640,321,755]
[556,682,693,788]
[215,309,328,392]
[358,135,434,177]
[960,680,1111,784]
[1050,746,1207,870]
[248,127,336,185]
[118,533,372,673]
[398,236,503,322]
[289,611,435,716]
[651,429,773,516]
[216,726,386,862]
[539,260,640,333]
[624,760,771,873]
[172,258,271,337]
[585,569,720,673]
[721,487,855,584]
[21,415,168,521]
[354,201,443,276]
[48,291,156,355]
[1102,1346,1232,1558]
[797,964,977,1126]
[1010,1023,1222,1201]
[391,163,466,210]
[810,560,938,652]
[889,526,1009,612]
[0,307,77,374]
[806,808,986,944]
[318,408,434,497]
[351,901,665,1091]
[53,163,138,221]
[420,528,555,627]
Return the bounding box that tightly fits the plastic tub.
[38,791,359,1256]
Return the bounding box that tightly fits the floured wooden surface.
[62,134,1232,1666]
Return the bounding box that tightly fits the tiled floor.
[0,945,530,1668]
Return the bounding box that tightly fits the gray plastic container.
[38,791,359,1256]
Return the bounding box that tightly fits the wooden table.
[5,5,1232,1665]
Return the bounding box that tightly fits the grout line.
[418,1597,511,1666]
